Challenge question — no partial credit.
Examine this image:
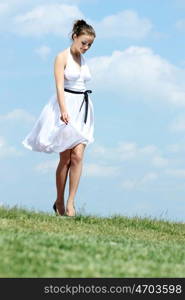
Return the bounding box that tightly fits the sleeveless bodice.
[64,47,92,92]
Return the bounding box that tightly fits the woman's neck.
[70,45,80,58]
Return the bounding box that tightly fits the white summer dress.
[22,47,94,153]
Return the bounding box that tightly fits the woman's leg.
[66,143,86,216]
[55,149,71,215]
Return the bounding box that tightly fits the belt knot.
[64,88,92,124]
[79,90,92,124]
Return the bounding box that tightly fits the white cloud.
[121,171,158,190]
[34,159,58,173]
[169,114,185,132]
[35,45,51,60]
[83,163,120,177]
[116,142,163,163]
[0,3,9,14]
[93,9,153,39]
[90,144,107,155]
[91,142,158,161]
[175,18,185,31]
[151,156,169,168]
[30,139,185,195]
[164,168,185,178]
[121,179,136,190]
[0,0,80,12]
[12,4,84,37]
[89,141,185,191]
[90,143,117,161]
[89,46,185,107]
[0,4,155,42]
[0,136,22,158]
[0,1,83,34]
[91,141,169,169]
[0,109,36,123]
[117,142,138,160]
[139,145,158,155]
[140,172,158,183]
[117,142,166,166]
[34,159,120,177]
[166,143,185,153]
[0,0,34,22]
[2,0,30,4]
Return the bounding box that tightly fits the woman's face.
[73,34,94,54]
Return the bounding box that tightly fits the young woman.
[22,19,96,217]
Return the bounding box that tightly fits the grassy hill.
[0,206,184,277]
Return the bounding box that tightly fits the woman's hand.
[60,111,70,125]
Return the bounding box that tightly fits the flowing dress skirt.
[22,91,94,153]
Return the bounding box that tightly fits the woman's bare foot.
[65,202,76,217]
[55,198,65,216]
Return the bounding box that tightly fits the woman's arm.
[54,52,67,113]
[54,52,70,124]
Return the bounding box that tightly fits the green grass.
[0,205,185,277]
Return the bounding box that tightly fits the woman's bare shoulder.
[54,48,68,66]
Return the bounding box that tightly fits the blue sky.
[1,0,185,222]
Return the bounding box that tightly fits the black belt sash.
[64,88,92,124]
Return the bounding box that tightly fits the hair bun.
[74,19,86,28]
[70,19,96,40]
